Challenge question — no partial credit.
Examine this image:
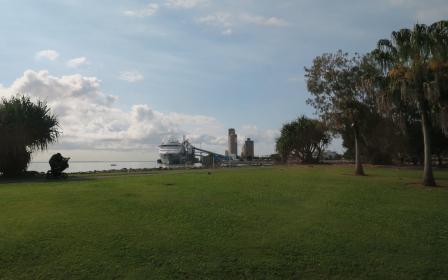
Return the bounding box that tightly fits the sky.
[0,0,447,161]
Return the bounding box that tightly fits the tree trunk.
[354,131,365,176]
[421,111,436,186]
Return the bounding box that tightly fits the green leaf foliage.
[276,116,331,163]
[0,96,59,176]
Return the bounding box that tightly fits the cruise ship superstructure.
[158,137,195,165]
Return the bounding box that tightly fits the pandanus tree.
[372,20,448,186]
[305,51,379,175]
[0,96,59,177]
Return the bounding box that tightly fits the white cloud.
[222,28,233,35]
[238,125,279,156]
[196,13,234,27]
[239,125,279,143]
[35,50,59,61]
[240,14,288,27]
[0,70,223,151]
[124,3,159,17]
[196,12,288,34]
[118,70,144,82]
[67,57,89,68]
[165,0,207,9]
[0,70,278,157]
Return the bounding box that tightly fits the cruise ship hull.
[158,138,194,166]
[159,153,187,165]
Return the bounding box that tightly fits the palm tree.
[0,96,59,176]
[428,21,448,135]
[373,20,448,186]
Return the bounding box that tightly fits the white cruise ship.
[158,137,194,165]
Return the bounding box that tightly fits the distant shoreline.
[28,161,160,173]
[30,160,158,163]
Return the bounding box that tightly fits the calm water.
[29,161,159,173]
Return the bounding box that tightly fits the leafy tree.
[432,128,448,167]
[305,51,379,175]
[276,116,331,163]
[372,20,448,186]
[398,113,447,166]
[0,96,59,177]
[341,114,405,165]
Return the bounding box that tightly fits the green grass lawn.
[1,165,448,279]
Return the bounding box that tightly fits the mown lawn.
[1,165,448,279]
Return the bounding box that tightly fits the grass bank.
[1,165,448,279]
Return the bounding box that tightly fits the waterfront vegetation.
[1,165,448,279]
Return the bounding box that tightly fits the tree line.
[277,20,448,186]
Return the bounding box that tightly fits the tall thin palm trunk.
[421,111,436,186]
[354,130,365,176]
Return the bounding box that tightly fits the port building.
[241,138,254,160]
[228,128,238,159]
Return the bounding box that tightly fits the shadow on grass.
[0,173,94,185]
[406,181,448,189]
[340,173,377,177]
